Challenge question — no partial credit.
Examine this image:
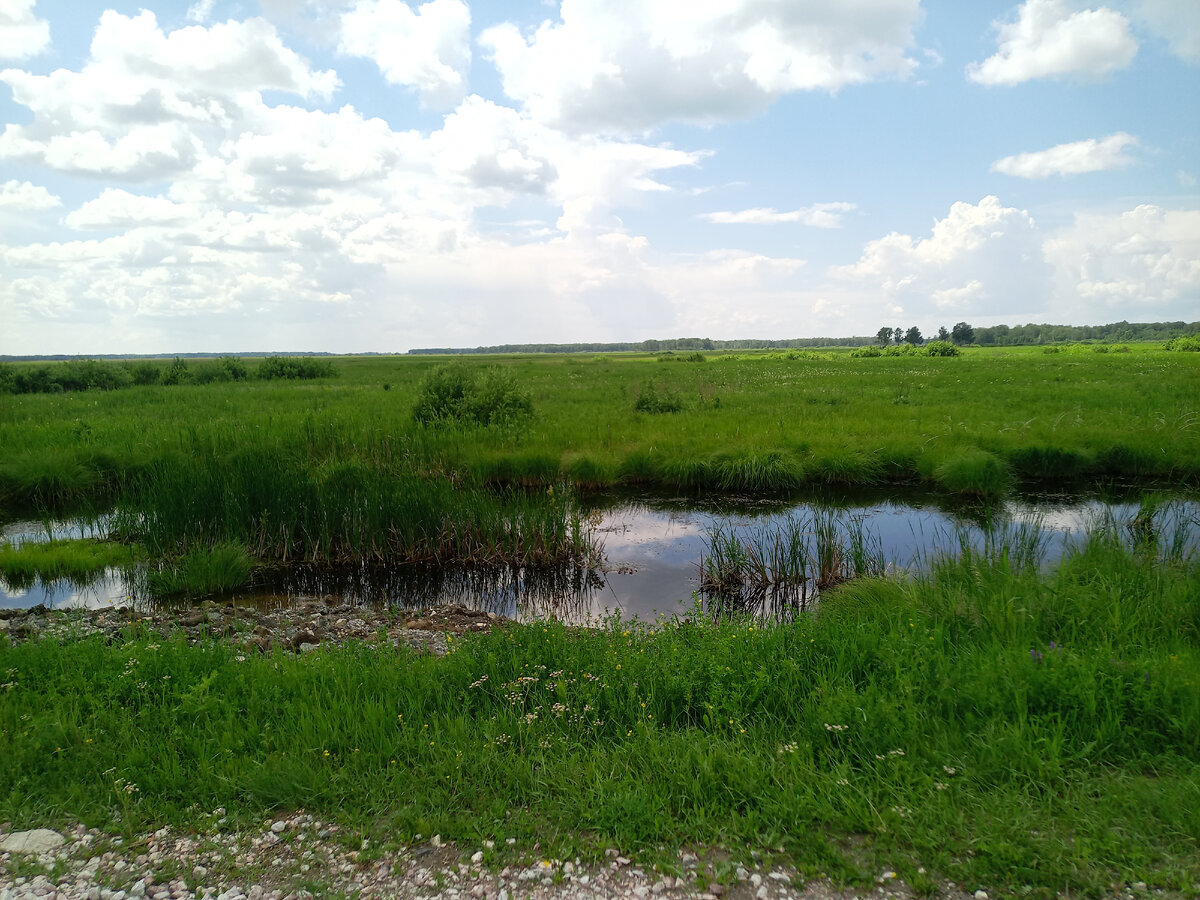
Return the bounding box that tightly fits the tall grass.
[143,542,254,599]
[2,349,1198,520]
[1,523,1197,894]
[0,538,138,589]
[112,450,598,568]
[700,512,885,615]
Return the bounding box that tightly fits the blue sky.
[1,0,1197,353]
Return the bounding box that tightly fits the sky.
[1,0,1198,354]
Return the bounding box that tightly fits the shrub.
[632,381,683,414]
[194,356,250,384]
[160,357,192,386]
[1164,335,1200,352]
[849,346,881,358]
[256,356,336,380]
[128,361,163,385]
[924,340,959,357]
[412,363,533,426]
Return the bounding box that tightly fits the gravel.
[0,818,970,900]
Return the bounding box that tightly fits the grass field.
[2,346,1197,511]
[2,523,1197,896]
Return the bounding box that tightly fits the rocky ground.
[0,601,504,654]
[0,817,989,900]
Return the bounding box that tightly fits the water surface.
[2,490,1194,620]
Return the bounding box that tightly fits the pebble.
[0,816,1017,900]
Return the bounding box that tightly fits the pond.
[2,489,1195,620]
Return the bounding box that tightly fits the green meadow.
[2,523,1198,896]
[2,347,1200,894]
[2,345,1198,513]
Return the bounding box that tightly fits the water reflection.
[2,491,1195,621]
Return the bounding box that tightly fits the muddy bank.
[0,602,506,654]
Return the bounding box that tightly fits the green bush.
[256,356,336,380]
[160,357,192,386]
[1164,335,1200,352]
[194,356,250,384]
[128,361,163,385]
[924,340,959,357]
[412,363,533,426]
[632,381,684,414]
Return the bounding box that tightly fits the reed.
[0,538,138,589]
[699,512,885,615]
[112,450,598,569]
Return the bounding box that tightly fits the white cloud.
[967,0,1137,85]
[187,0,216,25]
[991,132,1137,178]
[66,189,189,230]
[1136,0,1200,64]
[0,10,339,181]
[1045,205,1200,315]
[0,0,49,61]
[338,0,470,108]
[0,179,60,210]
[701,202,857,228]
[833,196,1049,318]
[480,0,923,133]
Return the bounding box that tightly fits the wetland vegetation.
[2,520,1198,896]
[2,343,1199,895]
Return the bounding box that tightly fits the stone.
[470,851,483,864]
[756,887,768,900]
[0,829,66,854]
[270,821,286,834]
[974,893,989,900]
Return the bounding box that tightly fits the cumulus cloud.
[338,0,471,108]
[0,179,60,210]
[0,10,338,180]
[186,0,216,24]
[1136,0,1200,64]
[967,0,1136,85]
[991,132,1138,178]
[66,189,189,230]
[701,203,857,228]
[833,196,1049,318]
[0,0,49,61]
[480,0,923,133]
[1044,205,1200,315]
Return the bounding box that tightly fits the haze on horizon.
[1,0,1198,356]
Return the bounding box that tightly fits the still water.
[2,491,1195,620]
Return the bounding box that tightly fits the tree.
[876,327,892,348]
[905,326,923,345]
[951,322,974,345]
[937,326,950,342]
[892,327,904,345]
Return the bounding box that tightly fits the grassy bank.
[2,526,1197,897]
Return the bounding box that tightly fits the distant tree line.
[875,320,1199,348]
[412,321,1199,356]
[0,356,336,394]
[410,336,877,355]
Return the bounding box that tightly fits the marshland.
[2,344,1199,897]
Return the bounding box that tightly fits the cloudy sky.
[2,0,1198,354]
